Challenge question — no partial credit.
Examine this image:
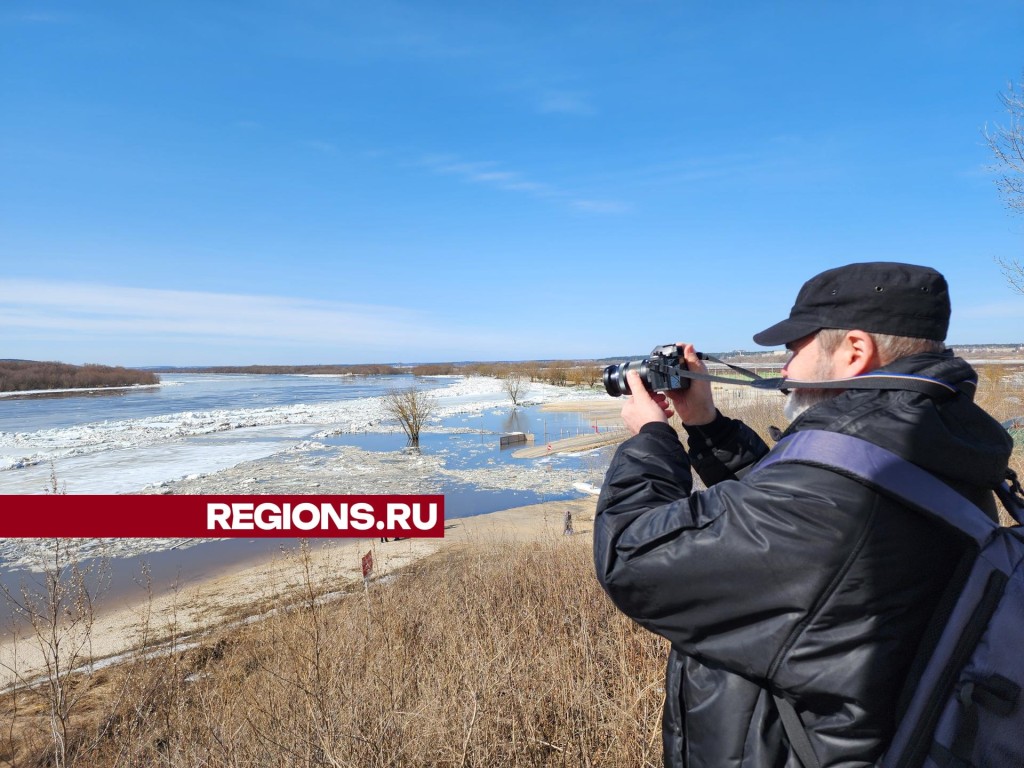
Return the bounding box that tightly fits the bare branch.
[997,256,1024,295]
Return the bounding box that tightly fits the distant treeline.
[0,361,160,393]
[402,360,603,386]
[153,361,606,388]
[459,360,604,387]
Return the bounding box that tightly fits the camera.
[603,344,690,397]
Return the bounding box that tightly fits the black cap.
[753,262,950,347]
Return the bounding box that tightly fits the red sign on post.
[361,550,373,579]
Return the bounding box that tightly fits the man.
[593,262,1013,767]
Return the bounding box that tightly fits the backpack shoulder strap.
[772,693,822,768]
[754,430,1000,546]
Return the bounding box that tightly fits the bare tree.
[382,385,436,444]
[986,76,1024,294]
[1,541,109,768]
[501,372,528,407]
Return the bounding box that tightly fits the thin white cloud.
[418,155,557,198]
[0,279,479,352]
[571,199,632,214]
[537,90,595,116]
[303,140,339,155]
[10,12,75,24]
[569,149,803,194]
[473,171,518,183]
[416,153,627,213]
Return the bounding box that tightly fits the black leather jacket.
[594,352,1013,767]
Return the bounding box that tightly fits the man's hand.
[621,370,675,435]
[665,343,717,427]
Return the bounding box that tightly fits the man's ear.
[832,330,880,377]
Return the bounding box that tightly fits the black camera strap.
[684,354,967,400]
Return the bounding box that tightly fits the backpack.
[753,429,1024,768]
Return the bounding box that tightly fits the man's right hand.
[666,343,717,427]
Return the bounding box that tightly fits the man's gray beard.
[783,388,839,422]
[783,353,839,423]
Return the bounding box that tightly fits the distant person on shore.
[593,262,1013,767]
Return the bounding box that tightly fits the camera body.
[603,344,690,397]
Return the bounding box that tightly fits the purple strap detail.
[754,430,997,546]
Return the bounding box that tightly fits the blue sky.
[2,1,1022,366]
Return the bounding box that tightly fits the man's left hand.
[621,370,675,435]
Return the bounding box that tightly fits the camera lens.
[602,365,622,397]
[603,360,648,397]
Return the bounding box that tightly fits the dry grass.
[974,363,1024,425]
[974,364,1024,526]
[2,537,667,767]
[723,392,788,445]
